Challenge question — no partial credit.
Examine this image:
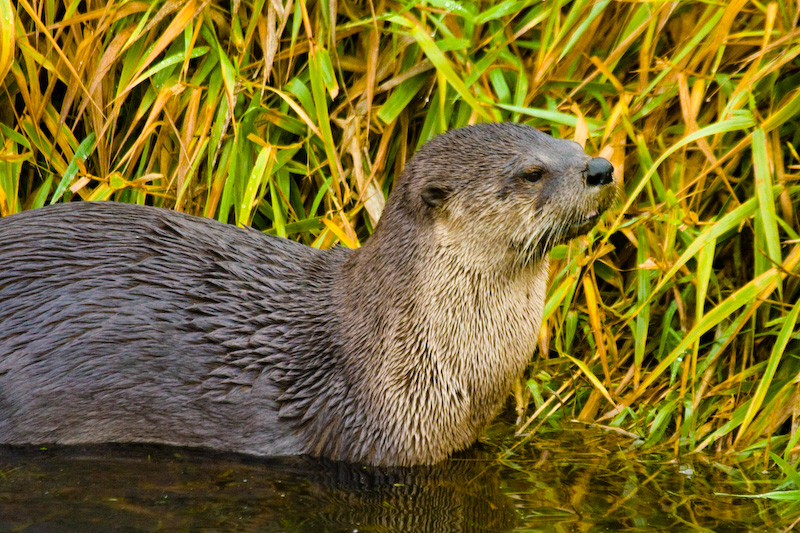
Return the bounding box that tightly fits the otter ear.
[421,183,451,208]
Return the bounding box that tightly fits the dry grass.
[2,0,800,470]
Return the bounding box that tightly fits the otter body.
[0,123,617,466]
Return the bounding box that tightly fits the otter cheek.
[532,185,552,211]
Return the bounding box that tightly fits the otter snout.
[586,157,614,187]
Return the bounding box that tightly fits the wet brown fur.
[0,123,618,466]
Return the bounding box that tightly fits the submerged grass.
[1,0,800,475]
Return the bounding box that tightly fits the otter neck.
[332,213,548,465]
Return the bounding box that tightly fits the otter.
[0,123,617,467]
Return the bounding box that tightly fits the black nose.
[586,157,614,186]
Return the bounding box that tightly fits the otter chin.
[0,123,618,467]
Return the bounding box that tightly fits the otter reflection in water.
[0,445,517,532]
[0,123,618,466]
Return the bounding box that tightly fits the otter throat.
[309,242,550,466]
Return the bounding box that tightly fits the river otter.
[0,123,617,466]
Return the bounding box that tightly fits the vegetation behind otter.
[2,0,799,505]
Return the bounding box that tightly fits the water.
[0,424,793,532]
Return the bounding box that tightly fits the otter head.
[386,122,619,269]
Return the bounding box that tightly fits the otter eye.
[520,170,542,183]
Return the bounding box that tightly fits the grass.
[1,0,800,475]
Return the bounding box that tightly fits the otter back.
[0,202,347,457]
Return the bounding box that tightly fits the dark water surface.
[0,424,793,532]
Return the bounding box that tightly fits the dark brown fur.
[0,123,618,466]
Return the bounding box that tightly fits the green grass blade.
[736,304,800,442]
[50,132,96,204]
[388,14,491,121]
[752,127,782,283]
